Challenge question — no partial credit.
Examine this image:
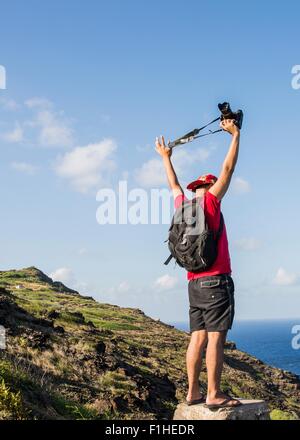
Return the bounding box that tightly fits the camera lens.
[218,102,232,117]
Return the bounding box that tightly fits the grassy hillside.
[0,267,299,420]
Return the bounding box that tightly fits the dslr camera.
[218,102,243,129]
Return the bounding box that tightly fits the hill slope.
[0,267,299,420]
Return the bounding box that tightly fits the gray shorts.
[188,274,235,333]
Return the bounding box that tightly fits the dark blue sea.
[168,320,300,376]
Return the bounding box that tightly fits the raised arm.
[155,135,183,199]
[208,119,240,201]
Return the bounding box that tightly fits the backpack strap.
[164,199,201,266]
[216,212,224,240]
[164,254,173,265]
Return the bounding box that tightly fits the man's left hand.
[220,119,240,136]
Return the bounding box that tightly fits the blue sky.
[0,0,300,323]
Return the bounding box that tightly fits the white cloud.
[1,97,72,148]
[104,281,134,301]
[273,267,299,286]
[24,97,73,148]
[11,161,38,175]
[234,237,261,251]
[55,138,117,193]
[154,274,178,291]
[0,98,19,111]
[2,123,23,143]
[1,96,74,147]
[117,281,131,293]
[49,267,91,294]
[135,158,166,187]
[232,177,251,194]
[136,143,152,153]
[135,147,211,188]
[78,247,88,256]
[50,267,75,285]
[24,97,53,109]
[173,147,211,170]
[35,110,73,147]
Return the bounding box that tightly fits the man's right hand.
[155,135,172,158]
[220,119,240,136]
[155,134,183,198]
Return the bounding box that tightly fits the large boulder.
[173,399,270,420]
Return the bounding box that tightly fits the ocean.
[168,319,300,376]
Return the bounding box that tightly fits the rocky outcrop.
[174,400,270,420]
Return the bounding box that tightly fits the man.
[155,119,241,408]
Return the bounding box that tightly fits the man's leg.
[186,329,208,401]
[205,330,240,406]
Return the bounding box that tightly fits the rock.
[52,281,79,295]
[128,345,150,357]
[69,311,85,324]
[54,325,65,334]
[36,318,54,328]
[173,399,270,420]
[26,331,51,349]
[224,341,236,350]
[95,341,106,354]
[111,396,128,411]
[47,310,60,320]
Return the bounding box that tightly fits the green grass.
[0,359,33,390]
[96,321,141,331]
[11,287,143,333]
[50,395,101,420]
[56,311,85,325]
[270,409,298,420]
[0,357,100,419]
[99,371,136,397]
[0,359,29,419]
[0,379,26,420]
[81,307,144,322]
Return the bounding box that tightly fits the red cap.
[186,173,218,192]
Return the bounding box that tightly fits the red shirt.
[174,191,232,280]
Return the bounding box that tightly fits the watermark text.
[0,325,6,349]
[0,65,6,90]
[291,65,300,90]
[291,324,300,350]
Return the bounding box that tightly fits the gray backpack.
[164,197,224,272]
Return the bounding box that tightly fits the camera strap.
[168,116,222,149]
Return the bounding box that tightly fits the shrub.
[0,379,26,419]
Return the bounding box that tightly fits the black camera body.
[218,102,243,129]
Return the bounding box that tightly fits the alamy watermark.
[96,180,204,232]
[0,65,6,90]
[96,181,172,225]
[291,324,300,350]
[0,325,6,349]
[291,65,300,90]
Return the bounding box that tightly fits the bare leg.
[206,330,240,406]
[186,329,208,401]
